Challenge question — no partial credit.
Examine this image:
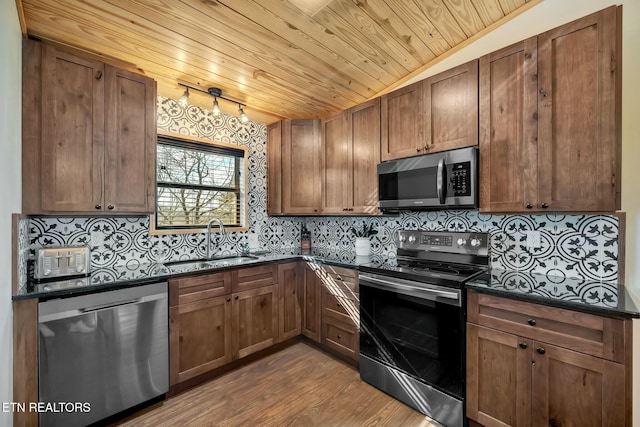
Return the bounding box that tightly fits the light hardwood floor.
[116,342,440,426]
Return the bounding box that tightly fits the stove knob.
[43,285,51,291]
[471,238,481,248]
[457,238,467,247]
[43,269,51,276]
[76,265,85,273]
[398,235,407,243]
[408,235,416,244]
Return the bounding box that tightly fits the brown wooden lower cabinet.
[302,264,321,342]
[467,291,629,427]
[278,262,302,341]
[233,284,278,359]
[171,296,232,384]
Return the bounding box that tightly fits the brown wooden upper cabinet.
[480,6,621,213]
[267,119,322,215]
[381,60,478,161]
[322,98,381,215]
[22,39,156,215]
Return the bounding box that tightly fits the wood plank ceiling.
[19,0,539,124]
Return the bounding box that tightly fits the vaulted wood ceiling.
[18,0,540,124]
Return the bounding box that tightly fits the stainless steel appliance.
[35,246,90,279]
[38,282,169,427]
[359,230,489,427]
[377,147,478,211]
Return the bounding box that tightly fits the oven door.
[359,273,465,400]
[377,146,477,210]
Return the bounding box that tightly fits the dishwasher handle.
[81,298,141,313]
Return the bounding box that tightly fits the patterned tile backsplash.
[18,96,620,292]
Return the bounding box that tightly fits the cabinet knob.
[539,89,548,97]
[337,334,342,339]
[423,146,429,151]
[527,319,537,326]
[107,204,114,210]
[541,202,549,209]
[526,203,533,209]
[336,303,341,308]
[519,342,528,349]
[95,204,102,210]
[416,148,421,153]
[95,70,103,80]
[226,297,231,302]
[536,347,546,355]
[234,295,239,300]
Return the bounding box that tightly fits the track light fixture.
[177,83,249,123]
[178,87,189,107]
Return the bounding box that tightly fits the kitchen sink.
[165,255,259,271]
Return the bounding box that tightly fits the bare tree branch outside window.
[155,137,244,229]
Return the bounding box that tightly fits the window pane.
[156,186,239,227]
[157,144,237,188]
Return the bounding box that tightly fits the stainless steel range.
[359,230,489,427]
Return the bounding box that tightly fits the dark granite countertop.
[14,248,395,301]
[466,268,640,319]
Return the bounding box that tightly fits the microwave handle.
[437,158,446,204]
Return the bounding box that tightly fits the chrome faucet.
[206,218,225,259]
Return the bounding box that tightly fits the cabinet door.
[532,342,624,427]
[171,295,232,385]
[40,45,104,212]
[278,262,302,341]
[233,285,278,359]
[467,324,531,427]
[424,60,479,153]
[349,98,381,214]
[104,66,156,213]
[479,38,539,213]
[321,111,350,214]
[302,265,321,342]
[537,6,619,212]
[282,119,322,214]
[266,121,283,215]
[381,81,424,161]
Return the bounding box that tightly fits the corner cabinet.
[322,99,381,215]
[267,119,322,215]
[480,6,621,213]
[466,292,629,427]
[22,39,156,215]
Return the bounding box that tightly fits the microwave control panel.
[450,161,471,196]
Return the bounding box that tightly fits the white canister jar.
[354,237,371,256]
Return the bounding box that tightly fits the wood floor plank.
[115,342,439,426]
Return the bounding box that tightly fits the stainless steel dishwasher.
[38,282,169,427]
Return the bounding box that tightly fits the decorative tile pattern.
[23,96,620,283]
[17,217,29,294]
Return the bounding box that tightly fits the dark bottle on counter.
[301,225,311,253]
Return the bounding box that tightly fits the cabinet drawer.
[323,266,359,298]
[232,264,278,292]
[322,316,359,361]
[322,288,359,327]
[468,292,625,362]
[170,271,232,306]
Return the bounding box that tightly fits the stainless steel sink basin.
[165,255,259,271]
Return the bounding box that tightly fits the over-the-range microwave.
[377,146,478,212]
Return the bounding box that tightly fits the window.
[155,133,247,231]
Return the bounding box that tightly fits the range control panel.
[35,246,90,279]
[397,230,489,256]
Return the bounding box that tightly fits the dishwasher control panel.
[35,246,90,279]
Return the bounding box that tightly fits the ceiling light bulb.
[178,87,189,107]
[212,98,221,117]
[238,105,249,123]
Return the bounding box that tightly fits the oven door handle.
[360,275,460,306]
